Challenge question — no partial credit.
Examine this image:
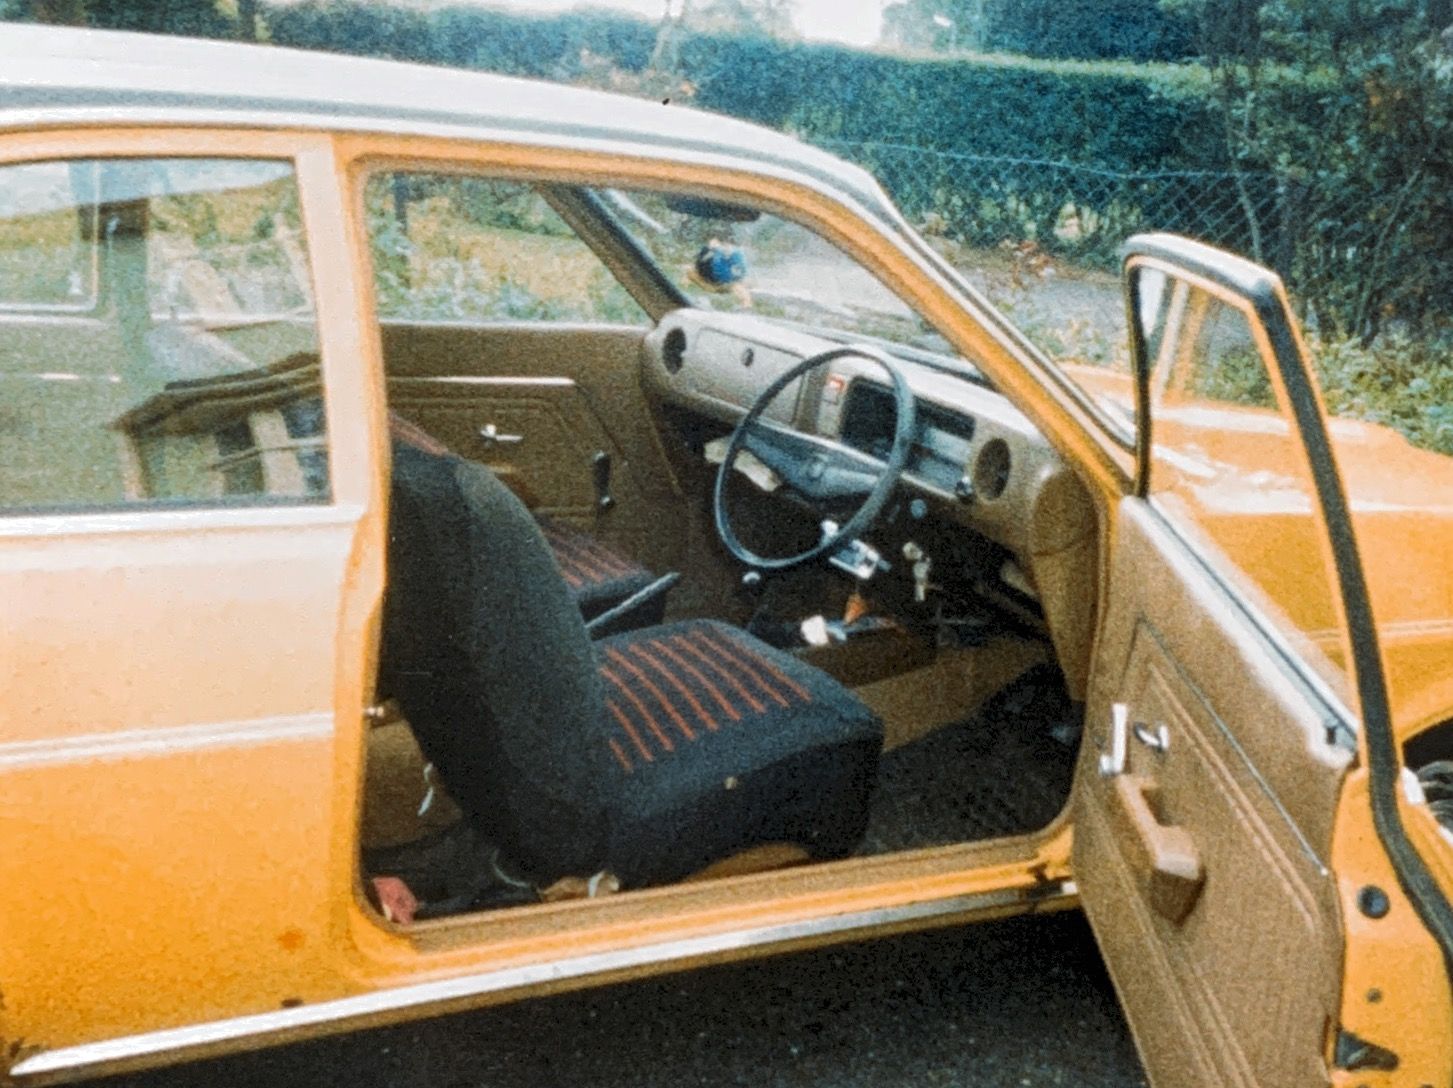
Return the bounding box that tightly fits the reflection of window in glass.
[281,396,330,496]
[214,418,264,496]
[0,157,328,515]
[0,161,98,310]
[366,174,646,324]
[1144,274,1350,702]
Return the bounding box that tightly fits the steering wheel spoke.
[741,423,879,503]
[738,421,816,488]
[714,344,916,571]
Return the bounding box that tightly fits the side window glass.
[146,160,312,320]
[0,161,98,310]
[1136,265,1350,700]
[0,157,327,514]
[365,173,646,324]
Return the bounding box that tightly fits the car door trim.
[0,713,333,770]
[1144,496,1358,752]
[399,375,576,388]
[8,881,1075,1084]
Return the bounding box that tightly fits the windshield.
[594,187,966,362]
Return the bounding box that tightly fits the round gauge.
[972,437,1012,501]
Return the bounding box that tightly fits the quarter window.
[0,157,328,513]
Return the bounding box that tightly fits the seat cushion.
[590,619,884,887]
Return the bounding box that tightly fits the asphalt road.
[106,911,1147,1088]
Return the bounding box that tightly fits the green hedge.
[679,37,1216,170]
[263,2,1218,173]
[265,3,656,80]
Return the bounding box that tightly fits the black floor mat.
[862,666,1080,854]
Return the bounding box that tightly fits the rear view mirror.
[662,194,761,222]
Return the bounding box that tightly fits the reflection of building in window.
[116,346,329,504]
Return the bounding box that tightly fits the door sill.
[11,866,1076,1086]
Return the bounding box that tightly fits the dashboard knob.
[954,474,976,504]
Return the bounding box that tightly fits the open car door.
[1072,235,1453,1086]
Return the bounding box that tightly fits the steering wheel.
[713,344,916,571]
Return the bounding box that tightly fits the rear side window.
[365,173,646,325]
[0,157,328,514]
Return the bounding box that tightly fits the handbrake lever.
[585,572,681,638]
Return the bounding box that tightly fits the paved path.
[105,912,1146,1088]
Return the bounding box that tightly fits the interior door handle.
[1110,774,1204,924]
[477,423,523,450]
[1133,721,1170,753]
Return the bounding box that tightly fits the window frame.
[1128,250,1359,733]
[0,128,374,525]
[359,166,657,329]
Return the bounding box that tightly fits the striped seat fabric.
[593,619,881,885]
[597,621,817,774]
[388,411,660,632]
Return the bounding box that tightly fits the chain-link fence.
[821,140,1292,276]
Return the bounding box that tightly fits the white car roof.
[0,24,897,221]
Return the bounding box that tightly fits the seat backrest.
[381,441,615,880]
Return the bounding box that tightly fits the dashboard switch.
[902,542,933,602]
[954,473,976,503]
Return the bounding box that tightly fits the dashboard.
[641,308,1094,567]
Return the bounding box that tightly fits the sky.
[475,0,890,48]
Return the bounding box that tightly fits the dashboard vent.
[662,326,688,375]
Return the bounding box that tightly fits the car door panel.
[381,321,686,577]
[1078,499,1348,1087]
[0,135,381,1055]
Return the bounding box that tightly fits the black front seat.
[381,441,883,888]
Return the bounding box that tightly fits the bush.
[678,35,1214,169]
[1315,333,1453,457]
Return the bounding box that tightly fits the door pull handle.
[1111,774,1204,924]
[592,450,615,510]
[477,423,524,449]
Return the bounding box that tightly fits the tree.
[982,0,1194,61]
[1168,0,1453,339]
[882,0,1193,59]
[880,1,987,53]
[684,0,797,39]
[8,0,245,37]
